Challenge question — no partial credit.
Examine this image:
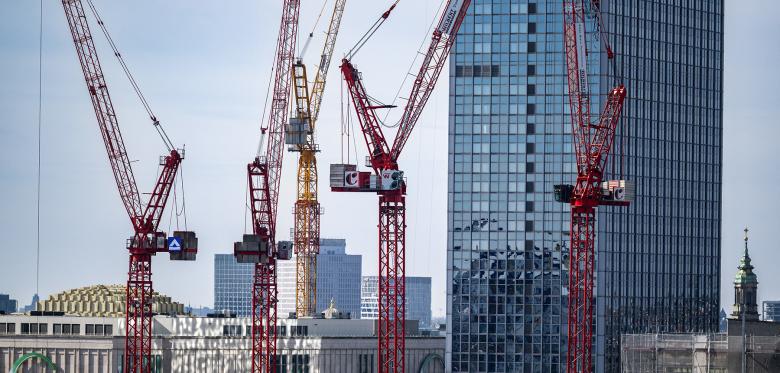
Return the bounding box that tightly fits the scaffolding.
[621,333,780,373]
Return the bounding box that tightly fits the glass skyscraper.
[446,1,723,372]
[361,276,433,328]
[214,253,254,316]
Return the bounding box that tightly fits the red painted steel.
[241,0,300,371]
[335,1,471,371]
[61,1,185,372]
[561,1,628,372]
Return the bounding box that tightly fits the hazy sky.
[1,1,779,319]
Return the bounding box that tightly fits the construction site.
[1,0,754,372]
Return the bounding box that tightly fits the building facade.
[219,239,362,318]
[214,254,254,316]
[36,285,185,317]
[447,1,723,372]
[361,276,433,328]
[278,239,362,318]
[0,314,444,373]
[0,295,16,314]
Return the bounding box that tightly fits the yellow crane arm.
[308,0,347,127]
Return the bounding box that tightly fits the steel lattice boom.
[61,1,197,372]
[333,1,471,372]
[289,0,348,318]
[559,1,629,372]
[233,0,300,372]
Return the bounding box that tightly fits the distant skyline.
[1,0,779,319]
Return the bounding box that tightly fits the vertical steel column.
[567,206,596,373]
[252,262,278,373]
[294,150,320,317]
[378,192,406,373]
[125,253,153,373]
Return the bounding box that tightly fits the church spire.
[732,227,759,320]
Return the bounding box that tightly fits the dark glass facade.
[446,1,723,372]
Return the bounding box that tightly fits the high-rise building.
[0,294,17,314]
[213,254,254,316]
[278,239,362,318]
[447,1,723,372]
[218,239,361,318]
[361,276,432,328]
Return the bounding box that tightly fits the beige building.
[0,314,444,372]
[36,285,185,317]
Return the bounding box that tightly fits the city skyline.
[0,0,778,329]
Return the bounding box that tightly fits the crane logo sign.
[437,0,466,35]
[167,237,182,252]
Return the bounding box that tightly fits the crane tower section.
[233,0,300,372]
[60,1,197,372]
[556,1,630,373]
[331,1,471,372]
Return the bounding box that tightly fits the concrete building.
[0,294,17,314]
[278,239,362,318]
[447,1,723,372]
[36,285,185,317]
[361,276,433,328]
[0,313,444,372]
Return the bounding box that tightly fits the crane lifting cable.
[299,0,331,60]
[345,0,399,60]
[84,0,175,151]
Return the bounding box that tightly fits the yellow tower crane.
[286,0,347,318]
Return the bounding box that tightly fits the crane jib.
[437,0,466,36]
[575,21,589,97]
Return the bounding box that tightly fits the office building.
[0,313,444,372]
[20,294,38,313]
[361,276,433,328]
[447,1,723,372]
[214,254,254,316]
[278,238,362,318]
[218,239,362,318]
[0,295,17,314]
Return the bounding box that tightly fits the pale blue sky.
[1,1,779,318]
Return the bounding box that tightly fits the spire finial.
[744,227,750,255]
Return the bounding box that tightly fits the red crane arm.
[62,0,143,226]
[140,150,182,233]
[563,0,594,174]
[62,0,182,235]
[390,0,471,160]
[251,0,301,239]
[340,60,393,171]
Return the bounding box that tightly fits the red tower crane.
[61,1,197,372]
[332,1,470,371]
[556,1,629,372]
[232,0,300,372]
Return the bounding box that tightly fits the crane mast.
[60,1,197,372]
[288,0,348,318]
[233,0,299,372]
[333,1,470,371]
[558,1,629,373]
